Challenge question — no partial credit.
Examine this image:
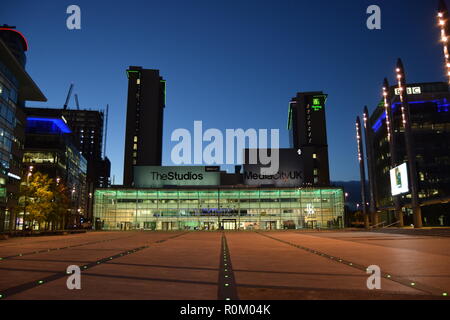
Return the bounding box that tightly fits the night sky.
[1,0,446,184]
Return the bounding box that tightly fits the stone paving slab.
[270,232,450,296]
[225,232,420,299]
[0,232,184,294]
[7,232,220,300]
[305,232,450,257]
[0,231,449,300]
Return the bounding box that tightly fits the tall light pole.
[23,166,33,231]
[382,78,404,227]
[438,0,450,84]
[363,106,378,226]
[395,59,422,228]
[356,117,370,229]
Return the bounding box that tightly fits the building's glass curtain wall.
[94,188,344,230]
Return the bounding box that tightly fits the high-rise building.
[368,82,450,226]
[0,26,46,232]
[22,113,87,228]
[0,25,27,67]
[24,107,111,219]
[288,91,330,186]
[123,67,165,186]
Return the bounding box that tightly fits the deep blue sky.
[1,0,446,184]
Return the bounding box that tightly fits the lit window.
[133,144,137,150]
[137,79,140,85]
[313,153,317,159]
[134,136,138,142]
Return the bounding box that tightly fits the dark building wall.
[123,67,165,186]
[0,26,27,67]
[289,91,330,186]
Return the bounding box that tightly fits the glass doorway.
[222,219,237,230]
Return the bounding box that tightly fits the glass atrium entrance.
[94,187,344,231]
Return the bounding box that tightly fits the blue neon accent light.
[26,117,72,134]
[372,99,449,132]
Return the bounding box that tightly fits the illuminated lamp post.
[382,78,404,227]
[438,0,450,84]
[356,117,370,229]
[395,59,422,228]
[23,166,33,231]
[363,106,379,227]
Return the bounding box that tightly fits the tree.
[49,181,71,230]
[15,172,70,231]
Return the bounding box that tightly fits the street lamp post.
[438,0,450,84]
[395,59,422,228]
[363,107,379,227]
[356,117,370,229]
[23,166,33,231]
[382,78,404,227]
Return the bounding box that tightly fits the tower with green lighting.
[288,91,330,186]
[123,66,166,187]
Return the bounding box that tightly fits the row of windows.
[0,61,19,89]
[0,101,16,127]
[0,128,13,153]
[0,81,18,104]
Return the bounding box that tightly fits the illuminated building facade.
[25,107,112,219]
[368,82,450,226]
[94,186,344,231]
[22,114,87,228]
[288,92,330,186]
[0,26,46,232]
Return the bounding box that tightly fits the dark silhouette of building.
[0,26,46,232]
[0,25,27,67]
[368,81,450,226]
[288,91,330,186]
[123,67,165,186]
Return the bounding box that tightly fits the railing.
[382,221,400,228]
[369,220,400,229]
[370,221,387,229]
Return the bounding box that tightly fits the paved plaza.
[0,230,449,300]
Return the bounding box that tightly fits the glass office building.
[0,28,46,232]
[94,187,344,230]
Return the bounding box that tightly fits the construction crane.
[103,104,109,157]
[74,94,80,110]
[63,83,74,110]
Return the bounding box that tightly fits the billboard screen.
[243,149,304,187]
[134,166,220,188]
[390,163,409,196]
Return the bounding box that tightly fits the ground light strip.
[0,235,136,261]
[256,232,448,298]
[217,233,238,300]
[0,232,189,300]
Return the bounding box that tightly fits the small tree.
[49,181,71,230]
[16,172,54,231]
